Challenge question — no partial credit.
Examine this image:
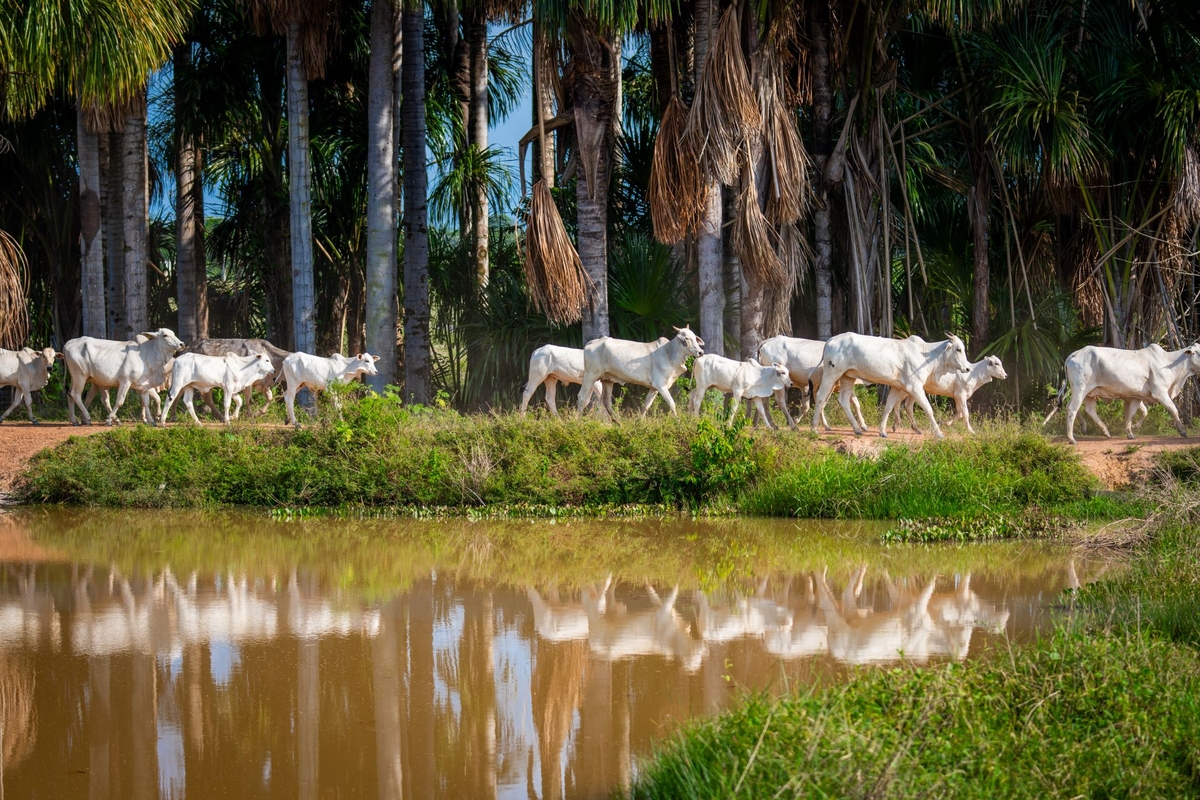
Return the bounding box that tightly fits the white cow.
[63,329,185,425]
[80,333,169,424]
[160,352,276,425]
[280,352,380,426]
[758,335,867,430]
[1044,343,1200,445]
[577,326,704,418]
[811,333,971,439]
[687,355,792,427]
[882,355,1008,435]
[518,345,605,415]
[184,338,292,417]
[0,347,59,424]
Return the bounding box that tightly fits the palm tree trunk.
[175,44,203,342]
[77,109,107,338]
[695,0,723,354]
[103,131,125,339]
[287,21,317,356]
[122,93,149,337]
[812,6,833,339]
[533,20,556,186]
[578,150,611,343]
[403,3,432,405]
[193,142,209,337]
[969,155,991,348]
[468,9,489,288]
[366,0,398,388]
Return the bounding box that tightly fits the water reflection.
[0,511,1110,799]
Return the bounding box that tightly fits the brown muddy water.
[0,510,1112,799]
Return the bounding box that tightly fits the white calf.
[281,352,380,426]
[0,347,59,424]
[160,352,276,425]
[687,355,792,427]
[883,355,1008,435]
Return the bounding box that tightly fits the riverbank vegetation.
[629,475,1200,799]
[17,398,1131,523]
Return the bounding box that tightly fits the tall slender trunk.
[467,9,489,288]
[695,0,723,354]
[366,0,398,386]
[533,20,556,186]
[408,580,435,799]
[122,94,148,337]
[131,649,157,800]
[812,7,833,339]
[649,23,673,113]
[298,638,319,800]
[578,154,610,343]
[287,21,317,355]
[403,4,432,405]
[175,43,203,342]
[103,131,125,339]
[77,109,106,338]
[88,657,111,800]
[372,601,404,800]
[193,142,208,337]
[970,155,991,348]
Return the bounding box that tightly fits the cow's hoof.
[1127,433,1137,440]
[879,431,888,439]
[853,430,863,438]
[30,420,39,426]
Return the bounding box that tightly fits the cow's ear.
[372,355,380,362]
[139,331,157,339]
[672,326,681,333]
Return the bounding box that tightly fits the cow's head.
[771,363,793,388]
[673,326,705,357]
[38,347,57,366]
[1185,344,1200,373]
[984,355,1007,381]
[141,328,186,351]
[249,352,275,378]
[945,334,971,373]
[354,353,381,377]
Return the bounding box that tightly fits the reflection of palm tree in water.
[0,654,36,799]
[531,635,588,800]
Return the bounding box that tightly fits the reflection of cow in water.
[766,567,1010,663]
[526,578,707,672]
[692,578,794,643]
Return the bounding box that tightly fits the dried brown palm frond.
[524,180,594,325]
[649,96,707,243]
[685,6,762,186]
[0,654,36,771]
[0,230,29,350]
[759,42,811,225]
[733,162,785,288]
[764,222,810,337]
[246,0,338,79]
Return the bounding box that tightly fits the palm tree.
[403,0,433,404]
[366,0,397,388]
[464,0,490,289]
[693,0,724,354]
[174,42,208,341]
[811,2,834,339]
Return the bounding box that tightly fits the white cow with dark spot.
[883,355,1008,435]
[63,329,185,425]
[519,345,605,415]
[757,335,868,430]
[0,347,59,424]
[577,326,704,418]
[280,352,380,426]
[160,352,276,425]
[812,333,971,439]
[1044,343,1200,445]
[687,354,792,427]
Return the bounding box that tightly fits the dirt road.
[0,422,105,499]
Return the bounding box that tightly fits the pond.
[0,510,1112,800]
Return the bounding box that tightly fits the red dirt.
[0,422,106,499]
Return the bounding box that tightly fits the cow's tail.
[272,366,288,388]
[1042,377,1069,426]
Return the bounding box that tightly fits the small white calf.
[63,329,184,425]
[812,333,971,439]
[1045,343,1200,444]
[160,352,276,425]
[281,352,380,426]
[757,335,867,430]
[0,347,59,424]
[519,345,604,415]
[578,327,704,418]
[883,355,1008,435]
[687,355,792,427]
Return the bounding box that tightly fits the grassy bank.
[629,472,1200,799]
[17,397,1128,521]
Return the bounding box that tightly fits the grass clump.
[19,398,1124,521]
[880,512,1071,543]
[630,631,1200,799]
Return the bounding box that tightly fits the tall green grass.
[17,399,1120,520]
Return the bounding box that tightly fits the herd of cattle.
[2,323,1199,444]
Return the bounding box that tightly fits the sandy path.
[0,423,106,499]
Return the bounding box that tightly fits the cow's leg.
[640,389,660,417]
[22,389,37,423]
[754,398,774,429]
[1152,387,1188,439]
[183,389,204,426]
[879,390,902,438]
[222,388,234,424]
[139,391,155,426]
[543,379,558,415]
[904,397,920,434]
[107,381,133,425]
[1083,397,1112,438]
[835,383,863,436]
[655,386,677,416]
[1064,390,1085,445]
[160,386,182,426]
[1122,399,1140,439]
[232,392,245,421]
[519,377,539,415]
[67,371,92,425]
[810,368,845,434]
[0,389,24,422]
[851,393,869,432]
[958,395,975,434]
[577,371,599,414]
[285,385,299,427]
[907,385,944,439]
[726,391,742,426]
[773,388,796,427]
[688,380,709,415]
